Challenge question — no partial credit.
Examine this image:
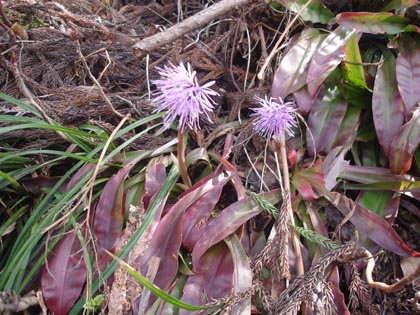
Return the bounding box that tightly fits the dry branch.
[132,0,252,57]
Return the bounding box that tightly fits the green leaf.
[342,33,369,90]
[382,0,418,11]
[278,0,335,24]
[337,12,410,34]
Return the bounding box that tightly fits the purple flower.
[251,96,297,140]
[152,62,218,132]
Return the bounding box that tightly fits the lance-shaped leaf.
[272,29,325,100]
[336,12,410,34]
[321,190,420,257]
[306,85,348,156]
[382,0,418,12]
[138,172,230,308]
[396,34,420,115]
[180,243,233,315]
[321,146,350,190]
[292,160,326,201]
[42,229,87,315]
[192,190,282,269]
[225,234,252,315]
[390,108,420,174]
[144,159,167,210]
[307,26,355,97]
[181,182,225,251]
[342,33,369,91]
[276,0,334,24]
[372,51,405,156]
[356,190,400,223]
[94,164,132,255]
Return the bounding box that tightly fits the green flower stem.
[178,130,192,187]
[278,132,304,279]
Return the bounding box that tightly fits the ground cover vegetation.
[0,0,420,314]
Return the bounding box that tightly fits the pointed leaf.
[322,190,420,257]
[306,85,348,156]
[293,85,315,114]
[390,108,420,174]
[321,146,350,190]
[356,190,400,223]
[272,29,325,99]
[307,27,355,97]
[372,52,405,156]
[182,183,225,251]
[180,243,233,315]
[396,34,420,115]
[276,0,334,24]
[342,33,369,90]
[139,172,230,306]
[94,164,132,255]
[192,190,282,269]
[336,12,410,34]
[42,230,87,315]
[144,159,167,209]
[225,234,252,315]
[382,0,418,11]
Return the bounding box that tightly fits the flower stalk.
[177,129,192,187]
[251,96,304,281]
[151,62,218,188]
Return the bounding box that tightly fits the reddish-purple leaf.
[396,34,420,114]
[329,267,351,315]
[66,163,95,191]
[307,87,348,156]
[372,52,405,156]
[94,164,132,255]
[321,146,350,190]
[356,190,400,223]
[307,26,355,97]
[292,176,315,201]
[293,86,315,115]
[272,28,325,99]
[192,190,282,270]
[331,106,361,149]
[181,184,225,251]
[138,172,230,308]
[292,160,326,201]
[225,234,252,315]
[180,243,233,315]
[336,12,410,34]
[322,190,420,257]
[42,229,87,315]
[144,159,167,209]
[21,176,67,194]
[390,108,420,174]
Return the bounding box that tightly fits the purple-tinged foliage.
[251,95,297,140]
[152,62,218,131]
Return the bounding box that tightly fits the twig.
[72,32,124,118]
[363,249,420,293]
[132,0,251,57]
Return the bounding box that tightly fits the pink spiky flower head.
[251,96,297,140]
[152,62,218,132]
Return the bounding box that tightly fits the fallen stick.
[132,0,252,57]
